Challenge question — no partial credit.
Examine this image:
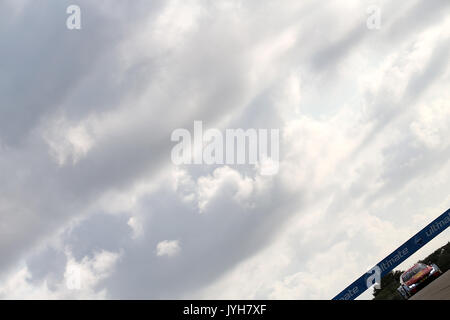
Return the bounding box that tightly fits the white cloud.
[127,216,144,239]
[156,240,181,257]
[410,99,450,150]
[1,0,449,300]
[42,114,95,166]
[62,250,120,298]
[197,166,255,213]
[0,250,120,299]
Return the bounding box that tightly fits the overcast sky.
[0,0,449,299]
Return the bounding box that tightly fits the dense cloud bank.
[0,0,449,299]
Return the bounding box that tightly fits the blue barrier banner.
[333,208,450,300]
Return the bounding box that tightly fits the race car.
[397,262,442,299]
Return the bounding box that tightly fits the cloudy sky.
[0,0,449,299]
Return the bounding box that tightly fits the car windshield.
[402,263,427,282]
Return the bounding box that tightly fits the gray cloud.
[0,0,449,299]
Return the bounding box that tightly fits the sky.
[0,0,449,299]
